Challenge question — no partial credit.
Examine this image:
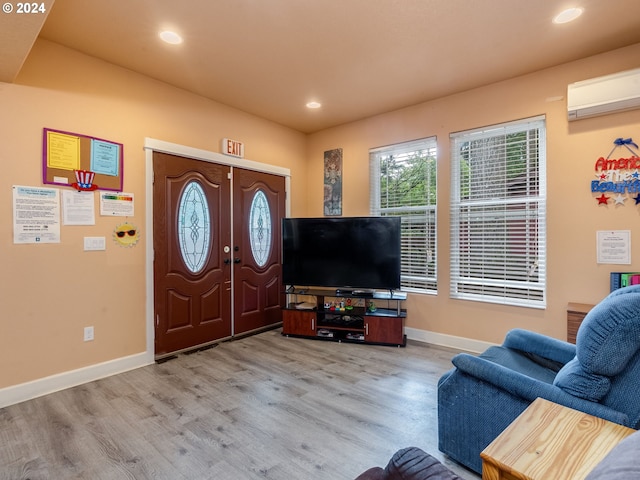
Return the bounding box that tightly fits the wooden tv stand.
[281,288,406,347]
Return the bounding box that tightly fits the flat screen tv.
[282,216,401,292]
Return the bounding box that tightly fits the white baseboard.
[405,327,496,354]
[0,352,153,409]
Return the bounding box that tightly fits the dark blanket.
[355,447,462,480]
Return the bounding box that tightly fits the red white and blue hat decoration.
[72,169,98,191]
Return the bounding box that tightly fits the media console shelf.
[281,288,407,347]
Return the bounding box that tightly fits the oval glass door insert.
[249,190,271,267]
[178,181,211,273]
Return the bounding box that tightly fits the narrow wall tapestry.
[324,148,342,216]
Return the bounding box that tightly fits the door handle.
[234,257,241,264]
[224,258,231,265]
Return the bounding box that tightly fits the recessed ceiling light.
[306,101,322,109]
[159,30,183,45]
[553,7,584,24]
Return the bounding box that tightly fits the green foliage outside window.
[379,151,437,207]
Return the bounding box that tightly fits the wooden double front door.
[153,152,285,356]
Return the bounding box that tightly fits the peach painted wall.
[306,43,640,345]
[2,37,640,393]
[0,39,307,389]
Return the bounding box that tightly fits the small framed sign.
[597,230,631,264]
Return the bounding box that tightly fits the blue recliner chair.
[437,285,640,474]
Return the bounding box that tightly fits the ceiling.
[3,0,640,133]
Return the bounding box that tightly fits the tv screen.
[282,216,401,291]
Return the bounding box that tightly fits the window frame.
[449,116,547,308]
[370,137,438,293]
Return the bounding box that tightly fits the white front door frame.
[144,138,291,360]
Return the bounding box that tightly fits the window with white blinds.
[450,116,546,307]
[370,137,437,292]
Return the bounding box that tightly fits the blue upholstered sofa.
[437,284,640,474]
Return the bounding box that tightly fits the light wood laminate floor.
[0,329,480,480]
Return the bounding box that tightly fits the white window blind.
[370,137,437,292]
[450,116,546,307]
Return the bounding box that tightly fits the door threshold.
[154,335,233,362]
[153,324,281,362]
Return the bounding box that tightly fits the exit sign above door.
[222,138,244,158]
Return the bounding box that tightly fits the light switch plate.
[84,236,106,251]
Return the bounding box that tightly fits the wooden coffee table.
[480,397,634,480]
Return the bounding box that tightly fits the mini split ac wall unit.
[567,67,640,121]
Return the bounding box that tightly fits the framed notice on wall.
[597,230,631,265]
[42,128,124,192]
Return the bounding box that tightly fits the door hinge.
[156,314,160,327]
[227,172,232,180]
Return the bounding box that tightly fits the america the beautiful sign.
[592,137,640,206]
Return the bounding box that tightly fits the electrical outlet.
[84,326,94,341]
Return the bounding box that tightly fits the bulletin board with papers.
[42,128,124,192]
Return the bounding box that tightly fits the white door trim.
[144,138,291,358]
